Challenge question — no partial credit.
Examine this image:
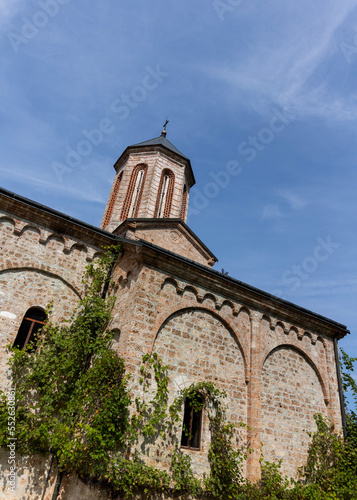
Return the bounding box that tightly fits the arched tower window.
[103,171,123,228]
[121,164,147,220]
[180,396,203,450]
[13,307,47,351]
[155,169,175,218]
[180,185,188,220]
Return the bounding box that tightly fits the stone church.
[0,130,348,499]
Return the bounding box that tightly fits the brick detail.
[154,169,175,218]
[180,185,188,220]
[121,164,148,220]
[103,172,122,228]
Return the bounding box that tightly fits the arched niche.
[260,345,328,478]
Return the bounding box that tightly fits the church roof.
[130,135,189,161]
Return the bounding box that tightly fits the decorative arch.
[44,234,66,248]
[0,216,15,227]
[121,163,148,220]
[68,243,88,255]
[161,277,179,291]
[262,344,329,404]
[0,267,82,298]
[260,344,329,477]
[19,225,41,238]
[154,169,175,218]
[103,171,123,228]
[237,306,252,320]
[275,321,286,334]
[153,307,248,428]
[181,285,198,300]
[152,306,248,380]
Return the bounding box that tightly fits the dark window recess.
[180,397,202,450]
[13,307,47,351]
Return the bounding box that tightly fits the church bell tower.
[101,126,195,233]
[100,126,217,267]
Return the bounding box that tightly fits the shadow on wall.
[0,449,53,500]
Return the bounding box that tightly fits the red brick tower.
[101,129,195,233]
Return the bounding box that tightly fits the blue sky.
[1,0,357,393]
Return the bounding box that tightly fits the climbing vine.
[0,246,356,499]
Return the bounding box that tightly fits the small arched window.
[180,396,203,450]
[155,169,175,218]
[13,307,47,351]
[121,164,147,220]
[180,185,188,221]
[103,171,123,228]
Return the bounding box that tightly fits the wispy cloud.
[294,278,357,298]
[200,1,357,121]
[262,204,284,221]
[0,166,107,205]
[279,190,308,210]
[0,0,24,28]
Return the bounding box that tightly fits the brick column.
[246,311,262,480]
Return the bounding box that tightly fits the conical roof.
[130,134,189,160]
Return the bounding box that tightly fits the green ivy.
[1,246,356,499]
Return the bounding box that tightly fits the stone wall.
[0,211,104,388]
[108,248,343,481]
[261,346,327,477]
[0,198,346,498]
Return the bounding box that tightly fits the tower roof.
[130,135,189,161]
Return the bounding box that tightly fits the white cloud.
[279,190,308,210]
[200,1,357,121]
[262,204,284,221]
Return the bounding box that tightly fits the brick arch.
[261,344,328,477]
[0,267,82,299]
[0,269,80,355]
[68,243,88,255]
[237,305,252,321]
[103,171,123,228]
[19,225,41,238]
[152,306,248,380]
[154,168,175,218]
[152,307,248,430]
[262,344,329,405]
[180,184,188,220]
[44,234,66,248]
[0,216,15,227]
[121,163,148,220]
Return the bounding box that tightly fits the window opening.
[129,169,145,218]
[121,164,147,220]
[157,174,170,217]
[155,169,175,218]
[13,307,47,351]
[180,396,202,450]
